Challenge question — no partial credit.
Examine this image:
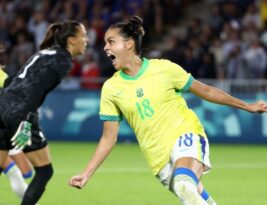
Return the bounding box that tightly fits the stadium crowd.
[1,0,267,89]
[161,0,267,80]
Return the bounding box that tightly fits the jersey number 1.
[18,50,56,79]
[18,55,40,79]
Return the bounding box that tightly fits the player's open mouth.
[107,54,116,65]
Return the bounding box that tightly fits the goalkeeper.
[1,67,34,201]
[0,20,89,205]
[0,45,50,205]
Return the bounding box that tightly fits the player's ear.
[67,36,76,46]
[125,39,134,51]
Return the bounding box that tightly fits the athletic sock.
[22,169,33,179]
[200,189,217,205]
[173,167,208,205]
[21,163,53,205]
[4,161,28,199]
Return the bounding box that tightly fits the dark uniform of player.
[0,20,87,205]
[0,45,72,151]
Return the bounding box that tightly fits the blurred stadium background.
[1,0,267,204]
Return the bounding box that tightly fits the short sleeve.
[165,60,194,92]
[99,81,123,121]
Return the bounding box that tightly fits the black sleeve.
[3,73,16,88]
[51,52,72,80]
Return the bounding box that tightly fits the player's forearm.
[201,86,249,111]
[83,134,117,178]
[190,80,250,111]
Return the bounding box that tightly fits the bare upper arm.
[102,121,120,140]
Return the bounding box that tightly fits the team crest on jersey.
[136,88,144,97]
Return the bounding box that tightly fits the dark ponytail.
[110,16,145,56]
[40,20,81,50]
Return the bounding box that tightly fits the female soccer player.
[69,16,267,205]
[1,66,33,199]
[0,20,89,205]
[2,151,32,199]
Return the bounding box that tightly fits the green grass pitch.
[1,142,267,205]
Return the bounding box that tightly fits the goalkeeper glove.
[11,120,32,150]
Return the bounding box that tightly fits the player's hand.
[11,121,32,150]
[247,100,267,113]
[69,173,89,189]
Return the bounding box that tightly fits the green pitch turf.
[1,142,267,205]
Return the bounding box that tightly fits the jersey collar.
[119,58,149,80]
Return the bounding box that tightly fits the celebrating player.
[69,16,267,205]
[0,20,89,205]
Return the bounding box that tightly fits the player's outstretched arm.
[68,121,119,189]
[189,80,267,113]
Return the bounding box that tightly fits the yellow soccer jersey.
[0,68,7,88]
[100,58,206,175]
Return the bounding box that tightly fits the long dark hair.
[110,16,145,56]
[40,20,81,50]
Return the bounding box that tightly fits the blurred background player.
[69,16,267,205]
[0,20,89,205]
[2,150,32,199]
[0,43,33,200]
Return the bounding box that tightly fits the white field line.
[57,167,148,173]
[213,163,267,169]
[56,163,267,174]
